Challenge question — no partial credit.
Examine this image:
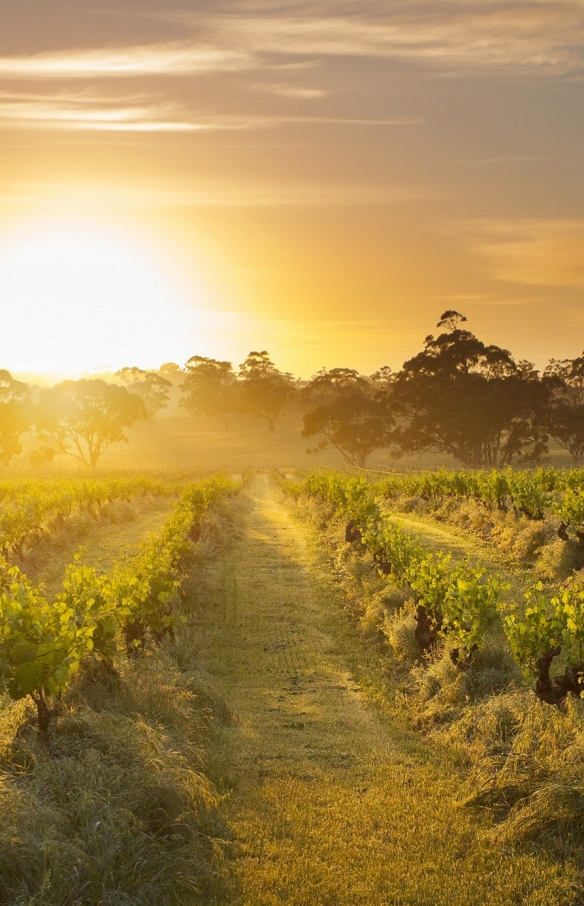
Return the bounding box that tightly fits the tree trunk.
[31,690,52,746]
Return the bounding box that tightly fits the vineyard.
[286,467,584,701]
[3,467,584,904]
[0,472,240,904]
[282,468,584,854]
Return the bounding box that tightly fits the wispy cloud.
[1,2,583,87]
[0,89,418,132]
[0,44,253,79]
[254,82,327,98]
[0,179,435,208]
[466,219,584,287]
[204,3,584,75]
[0,92,211,132]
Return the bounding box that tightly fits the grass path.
[204,474,577,906]
[20,497,175,595]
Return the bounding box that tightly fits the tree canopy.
[0,371,31,465]
[391,313,553,467]
[301,366,394,467]
[180,356,239,425]
[34,379,146,468]
[239,351,295,430]
[115,367,171,418]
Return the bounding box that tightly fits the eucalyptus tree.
[301,366,394,467]
[0,370,31,464]
[180,356,240,427]
[391,312,552,467]
[238,351,295,431]
[34,379,146,468]
[115,366,171,418]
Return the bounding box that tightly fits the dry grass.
[391,494,584,580]
[196,475,579,905]
[14,495,177,598]
[0,495,239,906]
[289,481,584,878]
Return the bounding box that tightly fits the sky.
[0,0,583,378]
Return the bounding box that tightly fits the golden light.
[0,218,216,376]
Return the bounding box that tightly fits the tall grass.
[0,497,240,906]
[288,488,584,860]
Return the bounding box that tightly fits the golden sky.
[0,0,583,377]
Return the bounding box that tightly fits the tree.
[544,355,584,462]
[115,366,171,418]
[180,356,240,426]
[0,371,31,464]
[436,309,468,331]
[547,402,584,463]
[369,365,394,389]
[392,313,552,467]
[300,367,370,410]
[159,362,183,378]
[544,357,584,406]
[301,367,394,466]
[34,379,146,468]
[302,392,394,468]
[239,351,294,430]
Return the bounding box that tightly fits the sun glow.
[0,220,210,376]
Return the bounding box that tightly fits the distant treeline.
[2,311,584,468]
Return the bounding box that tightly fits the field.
[2,455,584,904]
[17,410,576,475]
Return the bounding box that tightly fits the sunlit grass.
[200,475,578,905]
[0,493,239,905]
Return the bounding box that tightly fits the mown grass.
[385,493,584,582]
[288,486,584,875]
[0,495,240,906]
[196,474,581,905]
[16,496,177,598]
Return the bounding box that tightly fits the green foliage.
[442,569,503,656]
[56,556,120,663]
[367,520,424,580]
[0,475,238,736]
[292,470,506,657]
[0,558,88,716]
[34,378,147,467]
[494,576,584,697]
[0,474,176,557]
[554,488,584,532]
[503,583,570,681]
[302,471,378,524]
[406,552,458,617]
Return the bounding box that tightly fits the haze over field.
[0,0,582,379]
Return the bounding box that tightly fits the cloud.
[203,3,584,74]
[0,179,434,208]
[439,292,543,307]
[254,82,327,98]
[1,3,582,88]
[0,92,212,132]
[0,44,253,79]
[466,219,584,287]
[0,89,418,132]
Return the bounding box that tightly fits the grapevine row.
[289,471,584,706]
[0,475,237,740]
[0,475,179,557]
[375,466,584,533]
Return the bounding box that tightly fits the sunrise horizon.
[1,0,583,381]
[2,5,584,903]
